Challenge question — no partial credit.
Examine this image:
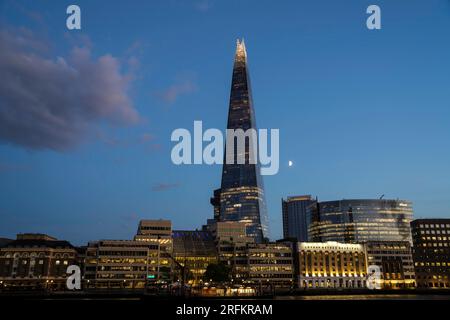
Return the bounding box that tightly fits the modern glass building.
[216,39,269,243]
[282,195,314,241]
[308,199,413,243]
[172,230,218,285]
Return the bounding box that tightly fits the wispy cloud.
[140,133,155,143]
[151,183,180,192]
[195,0,214,12]
[154,78,198,105]
[139,133,162,153]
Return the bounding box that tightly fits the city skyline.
[1,1,450,245]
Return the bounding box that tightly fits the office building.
[411,219,450,288]
[172,230,218,285]
[84,239,171,290]
[247,242,294,289]
[282,195,314,241]
[134,219,173,257]
[365,241,416,289]
[211,221,252,243]
[308,199,413,243]
[210,221,253,281]
[135,219,172,240]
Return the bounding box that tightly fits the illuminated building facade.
[308,199,413,243]
[84,240,171,289]
[247,242,294,288]
[365,241,416,289]
[282,195,314,241]
[172,230,218,285]
[210,221,253,280]
[134,219,173,284]
[298,242,367,289]
[216,39,269,243]
[0,234,77,291]
[411,219,450,288]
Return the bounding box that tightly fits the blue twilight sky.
[0,0,450,245]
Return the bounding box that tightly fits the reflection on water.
[276,294,450,301]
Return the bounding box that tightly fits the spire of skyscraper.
[235,38,247,61]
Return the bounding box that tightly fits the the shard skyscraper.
[212,39,269,243]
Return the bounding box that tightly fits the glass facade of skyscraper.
[282,195,314,241]
[217,39,269,243]
[308,199,413,243]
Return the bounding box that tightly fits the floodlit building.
[411,219,450,288]
[0,234,78,291]
[298,242,367,289]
